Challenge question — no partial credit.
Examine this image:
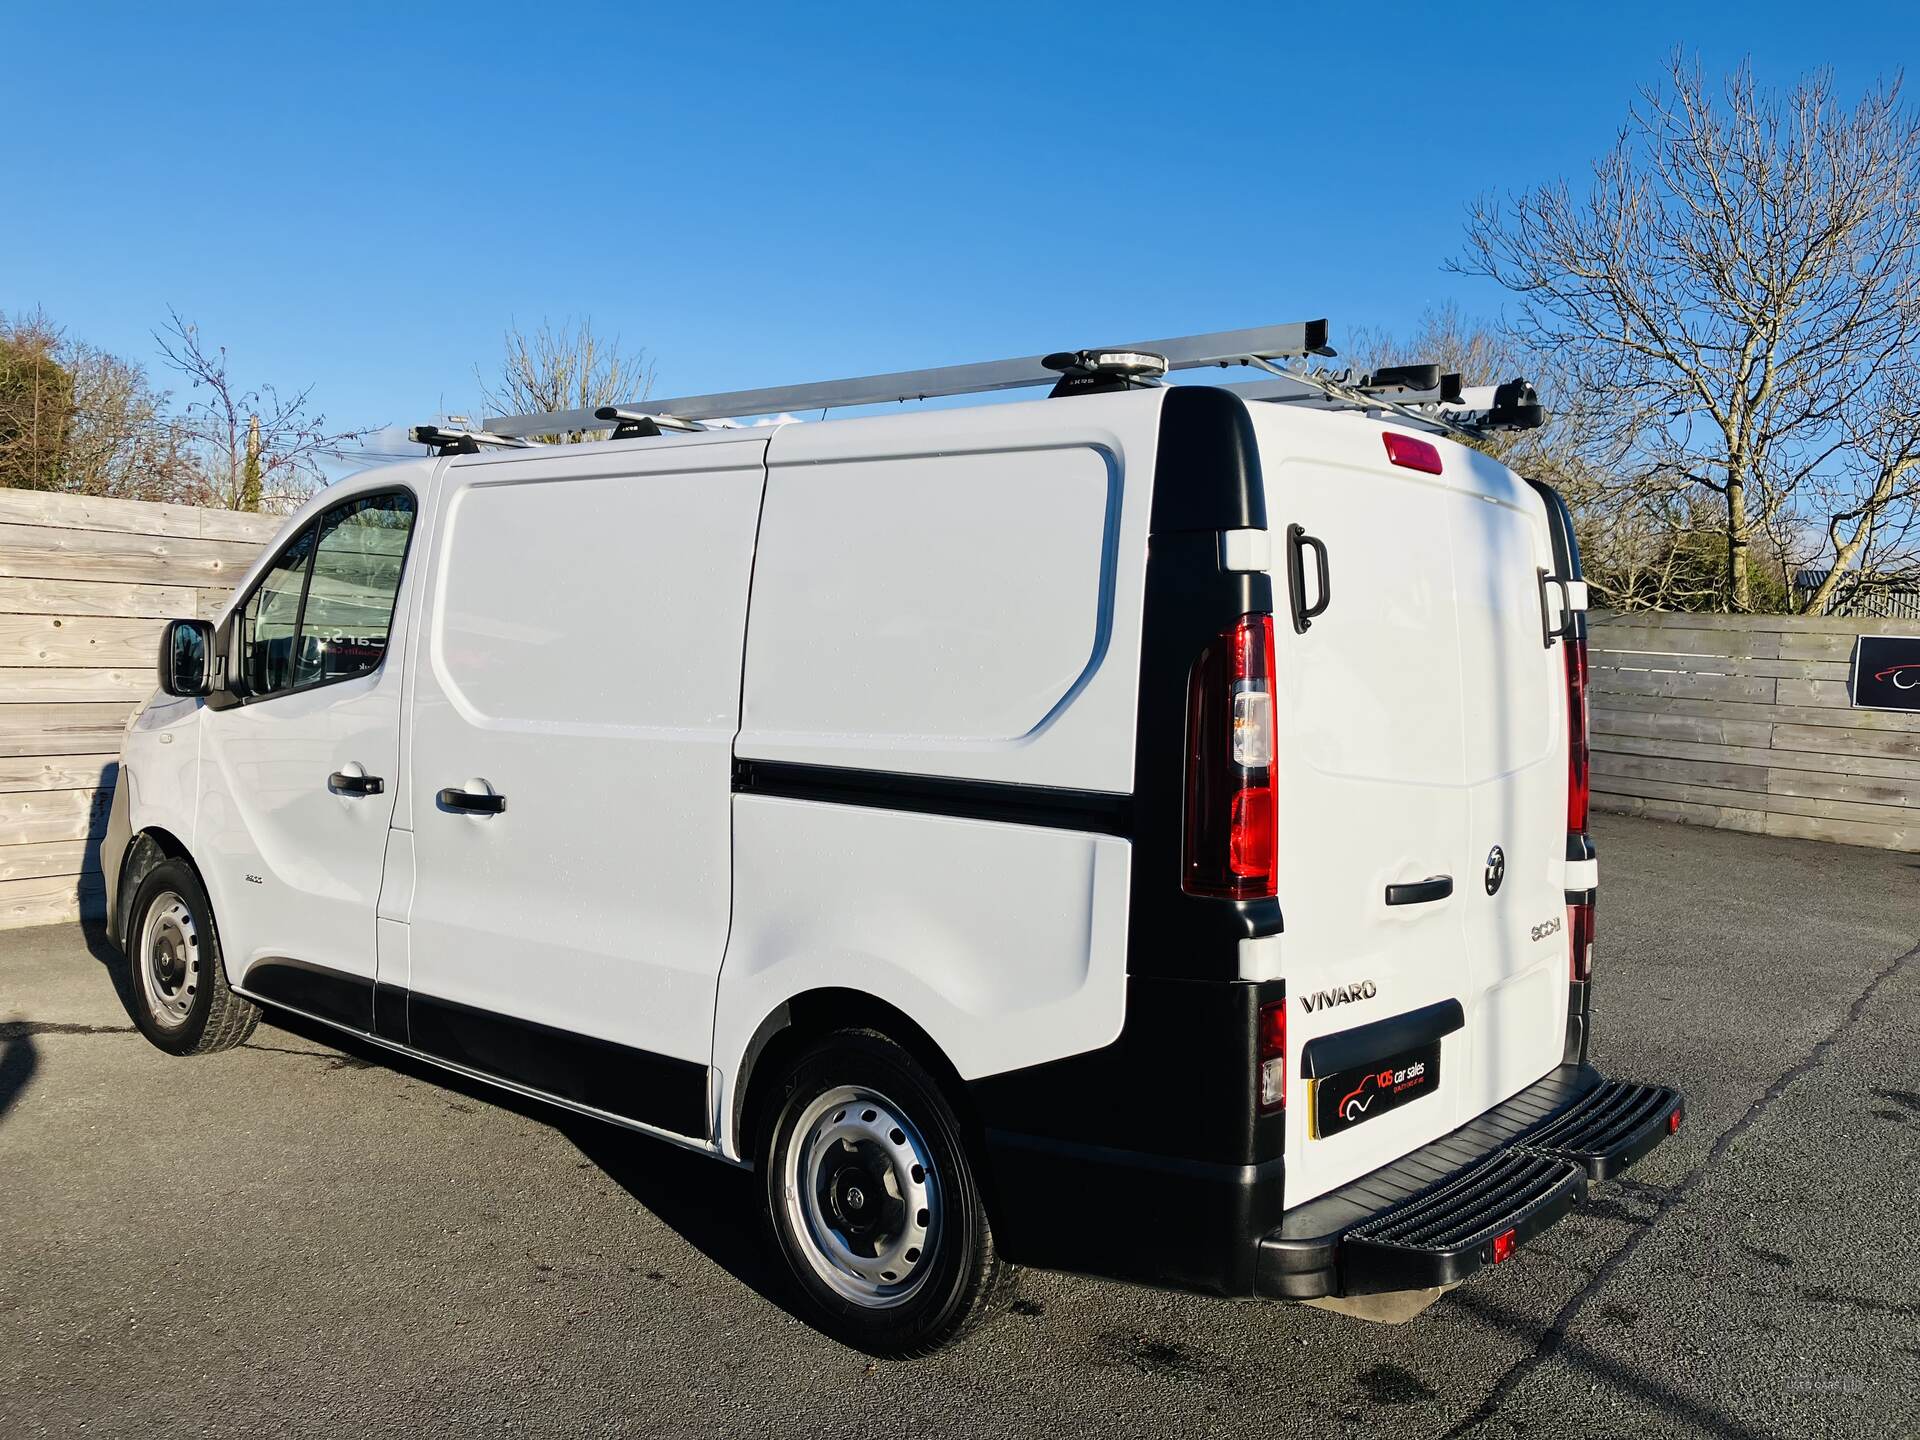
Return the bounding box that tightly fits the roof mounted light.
[1042,348,1170,398]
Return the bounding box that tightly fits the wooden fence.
[0,489,279,929]
[6,496,1919,927]
[1589,610,1920,851]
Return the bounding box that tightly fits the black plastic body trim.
[731,759,1131,836]
[243,958,374,1032]
[972,973,1289,1296]
[373,981,408,1044]
[1299,999,1465,1079]
[238,958,706,1140]
[408,990,708,1139]
[1385,875,1453,906]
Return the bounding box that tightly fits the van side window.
[239,524,318,697]
[234,490,415,700]
[293,492,416,687]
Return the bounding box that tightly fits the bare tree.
[1456,56,1920,612]
[476,317,655,443]
[154,308,371,512]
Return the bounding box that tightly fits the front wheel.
[759,1030,1008,1356]
[125,857,259,1055]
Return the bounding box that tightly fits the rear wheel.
[759,1029,1007,1356]
[126,858,259,1055]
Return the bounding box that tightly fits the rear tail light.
[1491,1228,1517,1265]
[1257,999,1286,1113]
[1184,613,1278,899]
[1564,631,1591,834]
[1568,895,1596,982]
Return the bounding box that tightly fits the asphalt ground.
[2,812,1917,1439]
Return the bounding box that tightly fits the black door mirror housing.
[158,618,217,697]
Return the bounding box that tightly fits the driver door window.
[235,491,416,701]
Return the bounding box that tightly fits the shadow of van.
[252,1005,795,1321]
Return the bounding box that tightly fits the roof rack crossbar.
[482,320,1332,437]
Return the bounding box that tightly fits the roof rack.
[1228,370,1544,438]
[408,424,534,455]
[481,321,1335,438]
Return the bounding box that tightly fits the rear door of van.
[1244,406,1568,1205]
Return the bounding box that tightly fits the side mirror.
[158,618,216,697]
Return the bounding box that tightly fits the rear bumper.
[1257,1065,1682,1299]
[981,1061,1680,1301]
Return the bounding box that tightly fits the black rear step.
[1257,1063,1681,1299]
[1519,1078,1681,1181]
[1341,1152,1585,1294]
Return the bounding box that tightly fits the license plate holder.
[1311,1041,1442,1139]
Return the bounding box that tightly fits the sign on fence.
[1851,635,1920,713]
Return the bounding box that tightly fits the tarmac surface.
[2,812,1917,1438]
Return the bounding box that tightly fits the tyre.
[759,1029,1008,1356]
[125,857,259,1056]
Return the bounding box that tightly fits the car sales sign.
[1851,635,1920,712]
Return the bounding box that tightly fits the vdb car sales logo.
[1337,1058,1429,1123]
[1852,637,1920,713]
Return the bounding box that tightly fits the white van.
[105,326,1680,1354]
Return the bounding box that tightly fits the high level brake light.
[1183,613,1278,899]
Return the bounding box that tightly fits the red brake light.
[1184,613,1278,899]
[1382,431,1443,474]
[1568,896,1596,982]
[1491,1228,1516,1265]
[1257,999,1285,1113]
[1565,632,1591,834]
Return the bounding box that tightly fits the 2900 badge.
[1311,1041,1442,1138]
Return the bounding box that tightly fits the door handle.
[1385,875,1453,906]
[328,769,385,796]
[437,785,506,815]
[1287,524,1332,633]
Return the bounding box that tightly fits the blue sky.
[4,2,1915,451]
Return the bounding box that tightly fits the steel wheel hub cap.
[138,893,201,1029]
[783,1085,939,1309]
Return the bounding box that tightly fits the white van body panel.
[402,431,767,1075]
[712,799,1132,1158]
[737,394,1160,793]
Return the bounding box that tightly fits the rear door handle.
[1385,875,1453,905]
[437,785,506,815]
[1287,524,1331,633]
[328,769,384,796]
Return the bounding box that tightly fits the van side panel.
[733,396,1161,793]
[401,435,767,1124]
[714,395,1164,1157]
[712,799,1132,1153]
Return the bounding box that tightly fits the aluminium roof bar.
[482,320,1331,437]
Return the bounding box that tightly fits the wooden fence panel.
[0,489,278,928]
[1590,610,1920,852]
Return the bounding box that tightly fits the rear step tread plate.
[1257,1063,1681,1299]
[1341,1151,1585,1294]
[1519,1078,1682,1181]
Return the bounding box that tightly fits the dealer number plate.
[1311,1041,1441,1138]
